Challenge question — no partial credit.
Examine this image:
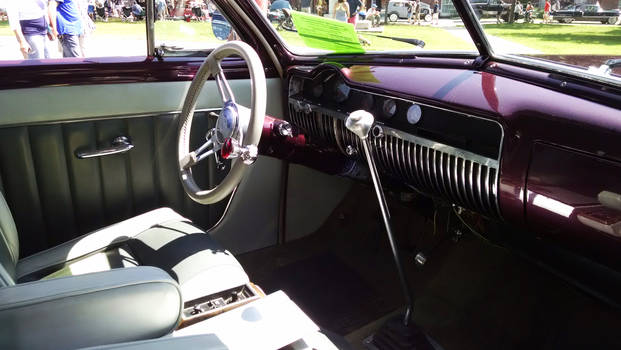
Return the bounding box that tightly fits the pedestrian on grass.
[414,0,421,25]
[49,0,83,57]
[333,0,350,22]
[407,0,414,23]
[6,0,52,59]
[346,0,362,26]
[496,0,504,23]
[77,0,95,56]
[543,0,550,23]
[366,3,380,27]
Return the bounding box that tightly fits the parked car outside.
[551,4,620,24]
[469,0,510,18]
[386,0,432,22]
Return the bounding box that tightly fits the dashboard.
[286,65,504,219]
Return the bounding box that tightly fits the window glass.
[475,0,621,79]
[0,0,147,60]
[153,0,229,53]
[266,0,477,55]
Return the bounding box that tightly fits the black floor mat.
[257,252,396,335]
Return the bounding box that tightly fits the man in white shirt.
[6,0,52,59]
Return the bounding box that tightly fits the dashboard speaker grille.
[288,102,501,218]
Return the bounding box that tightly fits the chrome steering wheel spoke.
[180,129,215,169]
[216,70,236,104]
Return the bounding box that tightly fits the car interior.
[0,0,621,349]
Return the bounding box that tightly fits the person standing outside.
[6,0,51,59]
[495,0,504,23]
[346,0,362,26]
[543,0,550,23]
[432,0,439,25]
[49,0,83,57]
[333,0,349,22]
[366,3,380,26]
[413,0,421,25]
[407,0,416,24]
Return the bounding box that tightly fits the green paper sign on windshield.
[290,11,364,54]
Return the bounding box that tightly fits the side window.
[153,0,229,55]
[1,0,148,60]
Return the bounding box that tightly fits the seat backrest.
[0,191,18,286]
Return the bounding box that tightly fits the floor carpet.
[257,252,399,335]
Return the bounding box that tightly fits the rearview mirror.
[211,12,232,41]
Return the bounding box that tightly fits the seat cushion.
[16,208,249,302]
[128,220,249,301]
[16,207,186,281]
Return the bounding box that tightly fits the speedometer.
[382,99,397,119]
[312,83,323,98]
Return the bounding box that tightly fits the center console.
[178,283,264,328]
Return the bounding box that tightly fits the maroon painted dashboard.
[282,62,621,271]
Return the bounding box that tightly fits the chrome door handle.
[76,136,134,159]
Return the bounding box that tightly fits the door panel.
[0,112,227,258]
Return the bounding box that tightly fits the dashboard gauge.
[288,77,303,96]
[334,82,351,103]
[360,93,374,110]
[382,99,397,119]
[311,83,324,98]
[406,104,423,125]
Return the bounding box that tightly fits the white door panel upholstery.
[0,78,283,126]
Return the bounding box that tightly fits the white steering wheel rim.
[178,41,266,204]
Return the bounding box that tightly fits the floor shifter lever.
[345,110,414,327]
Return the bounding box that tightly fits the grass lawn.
[483,23,621,55]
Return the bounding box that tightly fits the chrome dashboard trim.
[288,94,503,218]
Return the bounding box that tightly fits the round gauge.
[382,99,397,118]
[334,82,351,103]
[288,77,303,96]
[406,104,423,125]
[360,93,374,110]
[312,83,323,98]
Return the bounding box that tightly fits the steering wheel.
[178,41,266,204]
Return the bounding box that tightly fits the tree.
[384,0,389,24]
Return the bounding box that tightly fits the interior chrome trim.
[289,97,501,217]
[289,85,505,163]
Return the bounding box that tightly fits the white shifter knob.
[345,110,375,140]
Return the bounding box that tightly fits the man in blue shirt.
[48,0,82,57]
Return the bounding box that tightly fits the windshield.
[266,0,477,54]
[473,0,620,81]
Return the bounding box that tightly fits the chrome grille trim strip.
[286,99,502,218]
